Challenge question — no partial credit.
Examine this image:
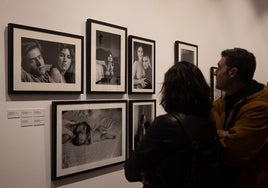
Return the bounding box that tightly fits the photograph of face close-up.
[21,38,76,84]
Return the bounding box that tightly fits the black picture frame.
[8,23,84,94]
[210,67,223,101]
[128,35,155,94]
[86,19,127,93]
[174,40,198,66]
[51,100,127,180]
[128,100,156,155]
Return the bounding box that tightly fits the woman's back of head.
[160,61,211,116]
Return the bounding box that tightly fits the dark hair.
[135,45,144,61]
[106,50,113,61]
[21,40,42,70]
[57,43,75,83]
[160,61,211,116]
[221,48,256,83]
[72,122,91,146]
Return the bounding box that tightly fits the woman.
[124,61,218,188]
[104,51,114,79]
[96,50,115,84]
[133,46,149,89]
[50,43,75,83]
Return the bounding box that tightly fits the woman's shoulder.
[152,114,178,126]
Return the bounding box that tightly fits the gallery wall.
[0,0,268,188]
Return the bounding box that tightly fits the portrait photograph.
[128,36,155,94]
[8,23,83,94]
[51,100,127,180]
[129,100,156,154]
[86,19,127,93]
[175,40,198,66]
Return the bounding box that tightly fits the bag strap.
[170,113,200,151]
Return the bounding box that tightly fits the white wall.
[0,0,268,188]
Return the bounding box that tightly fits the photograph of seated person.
[49,43,75,83]
[133,45,151,89]
[96,49,119,85]
[21,39,53,82]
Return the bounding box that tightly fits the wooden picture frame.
[175,40,198,66]
[51,100,127,180]
[128,100,156,154]
[8,23,83,94]
[128,35,155,94]
[86,19,127,93]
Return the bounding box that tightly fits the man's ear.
[228,67,238,78]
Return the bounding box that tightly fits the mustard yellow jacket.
[212,86,268,188]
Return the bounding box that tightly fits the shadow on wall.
[251,0,268,17]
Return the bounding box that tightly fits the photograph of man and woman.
[95,31,121,85]
[21,37,76,84]
[130,37,155,93]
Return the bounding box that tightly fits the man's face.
[214,57,232,91]
[143,56,150,70]
[25,48,45,76]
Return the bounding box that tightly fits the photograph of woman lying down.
[61,109,122,169]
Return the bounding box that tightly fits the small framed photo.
[210,67,223,101]
[51,100,127,180]
[86,19,127,93]
[175,40,198,66]
[128,35,155,94]
[129,100,156,153]
[8,23,83,94]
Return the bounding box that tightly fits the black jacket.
[124,113,218,188]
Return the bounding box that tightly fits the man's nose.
[36,59,41,66]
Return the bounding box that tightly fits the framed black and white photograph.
[86,19,127,93]
[8,23,83,94]
[175,40,198,66]
[210,67,223,101]
[51,100,127,180]
[129,100,156,154]
[128,35,155,94]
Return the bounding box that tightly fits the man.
[212,48,268,188]
[21,39,54,82]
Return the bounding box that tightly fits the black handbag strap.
[170,113,199,150]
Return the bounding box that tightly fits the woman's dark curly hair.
[160,61,211,116]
